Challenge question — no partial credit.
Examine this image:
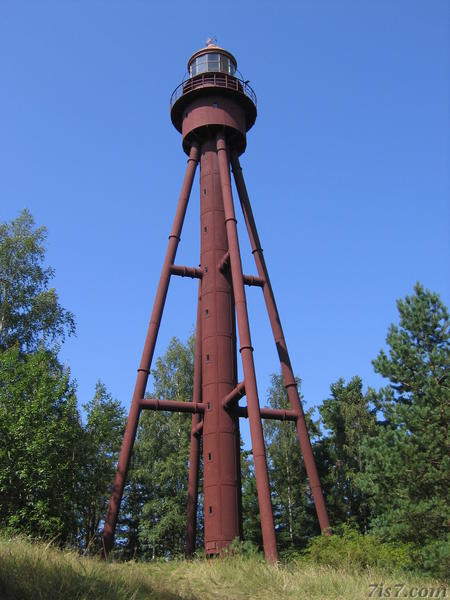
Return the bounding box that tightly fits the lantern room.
[188,44,237,77]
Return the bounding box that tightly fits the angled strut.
[216,132,278,564]
[231,151,331,534]
[102,143,200,554]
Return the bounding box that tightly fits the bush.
[224,538,264,560]
[279,546,302,563]
[302,525,414,572]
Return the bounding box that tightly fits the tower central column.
[200,139,240,555]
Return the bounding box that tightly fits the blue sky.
[1,1,448,446]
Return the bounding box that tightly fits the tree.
[0,347,83,543]
[359,283,449,546]
[0,209,75,352]
[241,448,262,549]
[78,382,125,551]
[125,336,195,558]
[263,374,320,552]
[317,376,377,532]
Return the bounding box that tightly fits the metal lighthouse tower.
[102,41,330,563]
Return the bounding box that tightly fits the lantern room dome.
[187,44,238,78]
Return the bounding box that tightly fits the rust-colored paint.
[181,96,246,150]
[216,132,278,563]
[102,44,331,562]
[200,137,240,556]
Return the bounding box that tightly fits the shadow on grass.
[0,544,193,600]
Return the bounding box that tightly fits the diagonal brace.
[222,381,246,408]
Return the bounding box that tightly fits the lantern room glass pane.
[207,53,220,71]
[190,53,237,77]
[190,55,207,77]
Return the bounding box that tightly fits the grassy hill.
[0,536,446,600]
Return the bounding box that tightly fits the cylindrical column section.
[200,138,240,556]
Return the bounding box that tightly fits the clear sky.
[1,1,449,446]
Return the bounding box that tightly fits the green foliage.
[126,336,195,558]
[0,209,75,352]
[0,347,83,543]
[303,525,414,572]
[240,448,262,548]
[317,376,377,532]
[79,381,126,551]
[359,283,449,546]
[224,537,264,560]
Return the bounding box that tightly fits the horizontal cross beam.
[140,399,206,413]
[238,406,299,421]
[139,398,297,422]
[170,264,203,279]
[242,274,265,288]
[218,252,264,287]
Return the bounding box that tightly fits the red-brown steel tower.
[102,42,330,563]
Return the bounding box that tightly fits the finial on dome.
[206,36,218,47]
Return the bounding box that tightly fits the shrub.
[224,538,264,560]
[302,525,414,572]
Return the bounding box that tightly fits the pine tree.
[359,283,449,547]
[317,376,377,532]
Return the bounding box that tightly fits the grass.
[0,536,447,600]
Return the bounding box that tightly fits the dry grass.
[0,536,446,600]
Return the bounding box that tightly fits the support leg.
[186,279,202,557]
[102,143,200,554]
[230,152,331,534]
[216,132,278,563]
